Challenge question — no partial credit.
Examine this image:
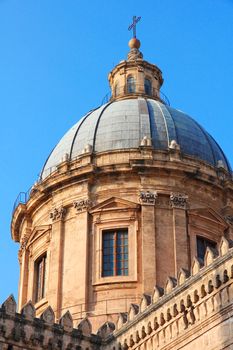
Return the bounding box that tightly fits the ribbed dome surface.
[41,98,231,179]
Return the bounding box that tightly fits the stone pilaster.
[48,206,67,319]
[139,191,157,293]
[18,247,29,311]
[72,199,90,314]
[170,193,189,276]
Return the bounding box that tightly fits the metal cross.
[128,16,141,38]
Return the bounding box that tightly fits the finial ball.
[128,38,141,49]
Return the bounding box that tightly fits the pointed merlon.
[128,304,139,321]
[178,268,190,285]
[21,300,35,320]
[140,294,152,312]
[219,236,233,256]
[97,321,115,339]
[77,317,92,336]
[2,294,16,316]
[40,306,55,325]
[153,286,164,303]
[165,277,177,294]
[191,256,203,275]
[60,310,73,332]
[117,313,128,330]
[204,246,218,266]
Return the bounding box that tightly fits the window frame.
[92,218,138,286]
[102,228,129,277]
[34,253,47,303]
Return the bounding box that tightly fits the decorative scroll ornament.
[170,193,188,209]
[73,199,92,212]
[139,191,158,205]
[50,206,67,221]
[225,215,233,225]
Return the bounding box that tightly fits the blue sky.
[0,0,233,303]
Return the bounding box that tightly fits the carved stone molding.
[73,199,92,212]
[170,193,188,209]
[20,229,31,250]
[139,191,158,205]
[49,206,67,221]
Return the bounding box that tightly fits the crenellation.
[0,301,101,350]
[2,239,231,349]
[102,247,233,349]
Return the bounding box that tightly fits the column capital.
[170,193,188,209]
[50,206,67,221]
[139,190,158,205]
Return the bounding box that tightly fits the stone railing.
[103,237,233,350]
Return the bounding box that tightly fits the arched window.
[114,81,120,97]
[127,75,136,93]
[144,78,152,95]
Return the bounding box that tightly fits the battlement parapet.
[0,297,101,350]
[103,237,233,349]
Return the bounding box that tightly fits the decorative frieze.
[49,206,67,221]
[170,193,188,209]
[139,191,158,205]
[73,199,92,212]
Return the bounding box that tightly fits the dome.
[41,98,231,179]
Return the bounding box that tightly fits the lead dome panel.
[41,99,231,179]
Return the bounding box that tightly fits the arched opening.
[144,78,152,95]
[127,75,136,93]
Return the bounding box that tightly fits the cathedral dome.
[41,98,231,179]
[12,32,233,335]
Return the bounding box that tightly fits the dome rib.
[138,98,151,143]
[192,119,217,166]
[155,102,170,147]
[92,101,114,153]
[159,102,179,147]
[69,108,97,160]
